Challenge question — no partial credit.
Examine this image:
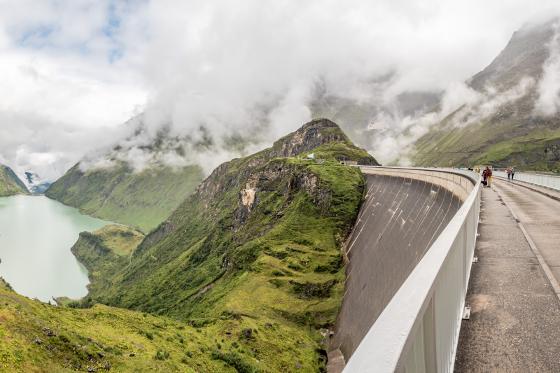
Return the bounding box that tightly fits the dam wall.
[331,167,479,372]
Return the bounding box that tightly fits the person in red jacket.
[482,166,493,188]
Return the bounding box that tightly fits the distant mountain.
[413,17,560,171]
[46,162,203,233]
[310,79,440,155]
[45,116,208,232]
[24,171,52,194]
[0,165,29,197]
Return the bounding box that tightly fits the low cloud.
[535,21,560,116]
[368,75,537,164]
[2,1,560,177]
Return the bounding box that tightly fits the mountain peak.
[270,118,351,158]
[469,17,558,92]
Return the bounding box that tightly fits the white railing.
[344,169,481,373]
[493,170,560,191]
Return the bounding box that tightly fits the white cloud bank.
[1,0,560,177]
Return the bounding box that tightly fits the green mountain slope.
[46,163,204,233]
[413,18,560,171]
[0,278,278,372]
[71,118,376,371]
[0,165,28,197]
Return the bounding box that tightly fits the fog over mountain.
[412,17,560,169]
[1,0,560,179]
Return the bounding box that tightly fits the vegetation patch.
[3,119,374,371]
[290,279,338,299]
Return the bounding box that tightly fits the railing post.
[423,299,437,372]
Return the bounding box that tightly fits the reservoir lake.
[0,195,110,302]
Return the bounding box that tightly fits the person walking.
[482,166,492,188]
[511,167,515,180]
[507,167,512,180]
[482,167,489,187]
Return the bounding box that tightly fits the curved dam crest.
[332,168,465,360]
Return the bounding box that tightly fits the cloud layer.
[2,0,560,178]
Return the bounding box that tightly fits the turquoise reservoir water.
[0,195,109,302]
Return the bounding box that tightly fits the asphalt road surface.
[495,179,560,285]
[455,181,560,372]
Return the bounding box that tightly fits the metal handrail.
[344,168,481,373]
[493,170,560,191]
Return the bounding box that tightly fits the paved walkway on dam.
[455,179,560,372]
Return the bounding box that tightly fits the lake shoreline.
[0,195,111,302]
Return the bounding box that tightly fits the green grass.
[0,279,283,372]
[301,142,378,165]
[3,120,375,371]
[69,225,145,299]
[414,114,560,172]
[70,120,373,371]
[0,165,28,197]
[46,163,204,232]
[93,225,145,256]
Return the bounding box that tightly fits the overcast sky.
[1,0,559,180]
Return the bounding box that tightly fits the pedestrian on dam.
[507,167,512,180]
[482,166,492,188]
[511,167,515,180]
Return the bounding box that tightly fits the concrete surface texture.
[455,182,560,372]
[331,172,463,360]
[495,179,560,294]
[495,176,560,202]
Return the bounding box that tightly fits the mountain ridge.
[46,161,204,233]
[413,17,560,170]
[69,118,375,371]
[0,165,29,197]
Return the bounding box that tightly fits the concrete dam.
[332,167,560,372]
[330,167,480,372]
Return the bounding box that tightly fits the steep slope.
[74,118,376,370]
[46,163,203,233]
[71,225,145,298]
[0,165,28,197]
[0,278,279,372]
[413,18,560,170]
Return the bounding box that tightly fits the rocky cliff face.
[79,119,375,371]
[270,118,352,157]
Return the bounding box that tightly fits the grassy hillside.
[413,98,560,171]
[70,118,375,371]
[71,225,145,298]
[0,165,28,197]
[0,277,292,372]
[46,163,204,233]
